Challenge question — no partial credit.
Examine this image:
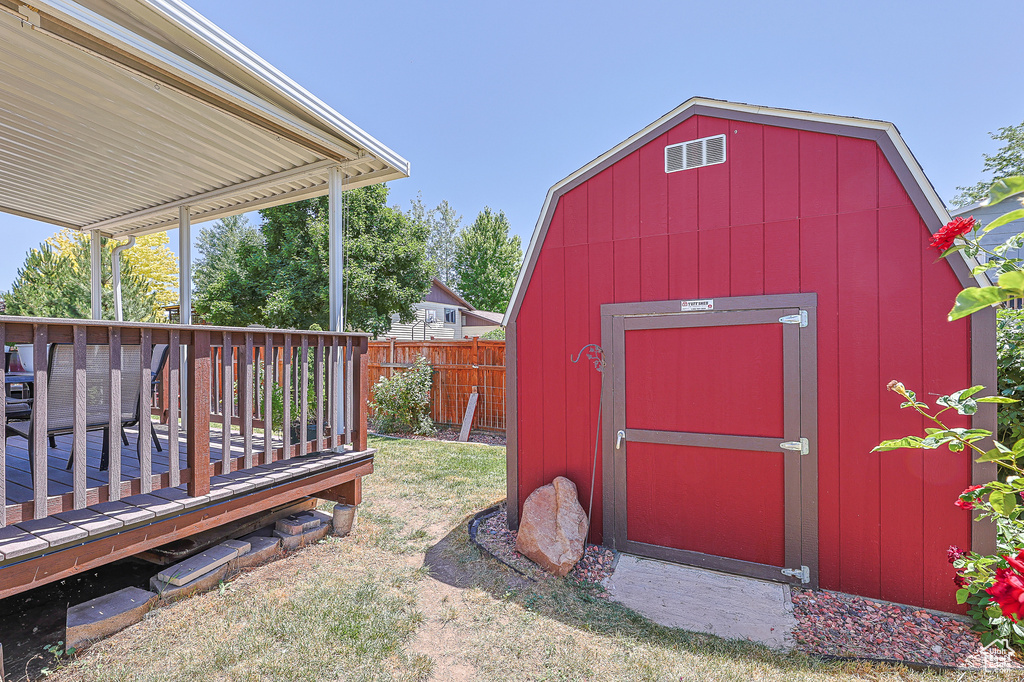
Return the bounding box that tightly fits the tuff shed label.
[680,299,713,311]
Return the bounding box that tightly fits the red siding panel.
[836,209,881,598]
[564,243,592,511]
[878,147,912,208]
[588,240,614,542]
[563,184,588,247]
[764,126,800,222]
[697,116,731,230]
[641,235,670,301]
[667,117,699,233]
[613,151,640,241]
[668,232,699,300]
[730,224,765,297]
[517,270,545,510]
[878,204,925,606]
[729,121,765,226]
[698,227,731,298]
[588,169,614,243]
[838,137,878,214]
[800,131,838,218]
[764,220,800,294]
[640,134,669,236]
[540,248,567,486]
[614,238,641,303]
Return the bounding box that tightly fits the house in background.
[950,191,1024,263]
[382,278,503,340]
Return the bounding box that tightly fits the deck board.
[4,422,276,506]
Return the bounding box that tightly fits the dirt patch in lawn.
[45,438,1021,681]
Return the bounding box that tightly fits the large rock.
[515,476,588,576]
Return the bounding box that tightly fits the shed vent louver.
[665,134,727,173]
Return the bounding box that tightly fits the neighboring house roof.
[504,97,991,325]
[464,310,503,326]
[424,279,473,310]
[0,0,409,238]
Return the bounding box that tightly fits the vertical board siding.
[515,115,976,610]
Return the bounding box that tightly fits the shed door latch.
[780,438,809,455]
[781,565,810,584]
[779,310,808,327]
[616,430,626,450]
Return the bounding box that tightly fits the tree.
[4,235,158,321]
[204,184,433,336]
[46,228,178,317]
[405,194,461,286]
[952,122,1024,207]
[453,207,522,312]
[192,214,263,326]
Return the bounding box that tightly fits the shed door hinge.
[781,565,810,584]
[779,310,808,327]
[779,437,809,455]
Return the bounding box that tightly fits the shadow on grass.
[420,506,940,681]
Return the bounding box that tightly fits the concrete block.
[53,508,123,536]
[275,511,322,535]
[89,501,155,526]
[123,493,185,517]
[227,535,281,572]
[15,517,88,547]
[156,544,238,586]
[0,524,48,561]
[332,504,357,537]
[150,485,211,509]
[221,539,251,556]
[151,564,228,602]
[66,587,157,650]
[274,519,330,551]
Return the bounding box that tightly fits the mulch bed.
[473,506,615,591]
[791,587,1022,670]
[371,428,506,447]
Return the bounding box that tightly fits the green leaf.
[925,428,943,435]
[957,588,970,604]
[990,604,1006,619]
[978,448,1008,462]
[1013,438,1024,456]
[949,286,1012,320]
[978,396,1019,403]
[973,261,995,276]
[982,209,1024,234]
[999,270,1024,294]
[872,436,925,452]
[940,244,968,258]
[987,176,1024,206]
[957,386,987,399]
[990,490,1017,515]
[949,440,965,452]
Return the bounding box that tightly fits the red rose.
[948,545,966,564]
[955,484,985,510]
[953,573,968,588]
[930,216,976,252]
[986,551,1024,621]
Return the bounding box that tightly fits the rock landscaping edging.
[791,588,1022,671]
[470,505,616,590]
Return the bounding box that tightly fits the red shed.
[504,99,996,612]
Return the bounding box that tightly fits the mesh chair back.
[40,344,142,433]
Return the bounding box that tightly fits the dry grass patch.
[47,438,1020,681]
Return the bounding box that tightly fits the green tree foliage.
[453,207,522,312]
[406,194,461,287]
[997,308,1024,443]
[3,236,158,321]
[952,122,1024,207]
[201,185,432,336]
[192,214,263,325]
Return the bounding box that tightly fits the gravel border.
[370,428,506,447]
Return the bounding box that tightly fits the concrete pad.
[66,587,157,650]
[156,544,239,586]
[228,535,281,571]
[221,539,251,556]
[15,516,88,547]
[275,510,322,535]
[0,524,48,560]
[53,508,123,536]
[89,500,155,526]
[604,554,796,650]
[274,511,332,551]
[151,564,228,601]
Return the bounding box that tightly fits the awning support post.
[90,231,102,320]
[179,206,191,428]
[328,166,346,443]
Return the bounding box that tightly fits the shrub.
[997,308,1024,443]
[370,357,436,435]
[481,326,505,340]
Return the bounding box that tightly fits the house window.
[444,308,457,324]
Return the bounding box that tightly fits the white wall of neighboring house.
[385,302,462,340]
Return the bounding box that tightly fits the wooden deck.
[4,421,283,506]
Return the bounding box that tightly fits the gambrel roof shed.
[504,98,996,613]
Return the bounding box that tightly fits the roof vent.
[665,134,727,173]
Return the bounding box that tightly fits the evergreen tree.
[4,235,158,321]
[192,214,263,325]
[453,207,522,312]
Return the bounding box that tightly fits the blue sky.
[1,0,1021,291]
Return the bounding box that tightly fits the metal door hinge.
[781,565,811,584]
[779,310,808,327]
[780,437,809,455]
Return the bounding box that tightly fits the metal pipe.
[111,236,136,322]
[90,231,103,319]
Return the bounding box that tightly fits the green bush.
[997,308,1024,443]
[480,326,505,340]
[370,357,436,435]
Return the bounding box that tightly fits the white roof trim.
[503,97,989,325]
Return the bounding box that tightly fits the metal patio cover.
[0,0,410,239]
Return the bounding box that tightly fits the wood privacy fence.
[367,338,505,433]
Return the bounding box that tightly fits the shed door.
[604,296,817,587]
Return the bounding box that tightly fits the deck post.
[328,165,345,438]
[90,231,103,320]
[178,206,191,430]
[187,329,211,497]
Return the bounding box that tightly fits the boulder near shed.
[504,98,996,613]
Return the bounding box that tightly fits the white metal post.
[90,231,103,320]
[178,206,191,428]
[328,166,346,443]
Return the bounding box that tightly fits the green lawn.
[50,437,1013,681]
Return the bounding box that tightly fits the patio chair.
[5,343,142,474]
[120,343,169,454]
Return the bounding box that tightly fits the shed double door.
[602,294,818,587]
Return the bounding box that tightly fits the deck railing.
[0,317,368,527]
